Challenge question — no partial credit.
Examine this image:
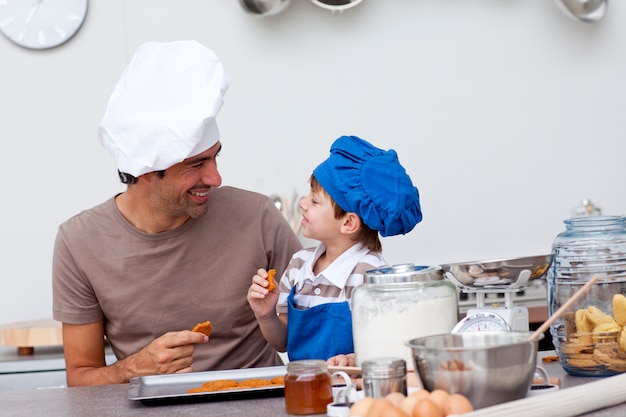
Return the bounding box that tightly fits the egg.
[443,393,474,415]
[379,403,410,417]
[385,392,406,407]
[427,389,450,410]
[399,395,421,416]
[412,398,444,417]
[366,398,394,417]
[409,389,430,400]
[350,397,375,417]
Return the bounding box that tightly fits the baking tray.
[128,365,287,404]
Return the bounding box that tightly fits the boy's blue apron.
[286,285,354,361]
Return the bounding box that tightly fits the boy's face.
[299,188,345,243]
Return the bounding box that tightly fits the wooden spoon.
[529,274,600,341]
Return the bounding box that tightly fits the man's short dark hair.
[118,170,165,184]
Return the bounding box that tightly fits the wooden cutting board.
[0,319,63,355]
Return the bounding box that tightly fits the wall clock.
[0,0,88,50]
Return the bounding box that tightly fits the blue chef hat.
[313,136,422,237]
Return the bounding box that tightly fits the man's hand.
[63,321,208,386]
[121,330,208,378]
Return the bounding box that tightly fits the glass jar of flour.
[352,264,459,370]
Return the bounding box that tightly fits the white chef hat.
[97,40,229,177]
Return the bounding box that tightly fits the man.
[52,41,302,386]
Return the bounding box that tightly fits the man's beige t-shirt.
[52,186,302,371]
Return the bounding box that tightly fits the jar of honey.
[284,360,333,415]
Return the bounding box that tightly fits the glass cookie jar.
[351,264,458,370]
[548,216,626,376]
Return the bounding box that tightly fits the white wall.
[0,0,624,325]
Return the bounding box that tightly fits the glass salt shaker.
[362,357,407,398]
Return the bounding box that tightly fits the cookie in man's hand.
[192,321,213,337]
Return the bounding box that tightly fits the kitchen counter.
[0,346,69,374]
[0,351,625,417]
[0,345,116,391]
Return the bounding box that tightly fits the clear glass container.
[284,360,333,415]
[571,198,602,218]
[352,264,459,370]
[548,216,626,376]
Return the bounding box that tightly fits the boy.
[247,135,422,364]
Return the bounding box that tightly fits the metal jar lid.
[362,357,407,379]
[365,263,443,284]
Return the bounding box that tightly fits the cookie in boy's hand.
[192,321,213,337]
[267,269,277,292]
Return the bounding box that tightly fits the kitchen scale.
[441,255,553,333]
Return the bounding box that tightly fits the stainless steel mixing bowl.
[406,332,541,409]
